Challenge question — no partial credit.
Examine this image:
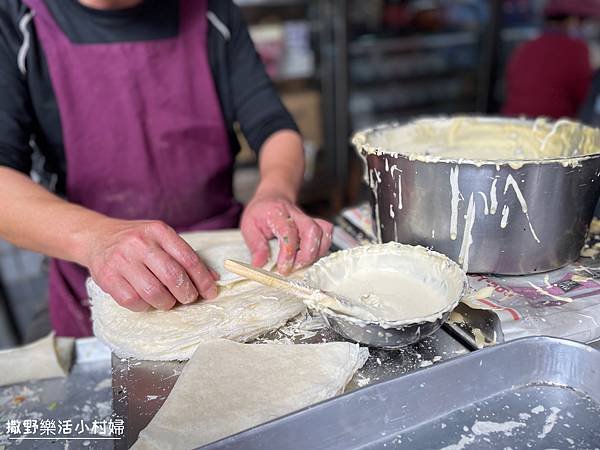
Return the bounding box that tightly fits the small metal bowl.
[305,243,468,349]
[321,310,453,349]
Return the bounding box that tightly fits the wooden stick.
[223,259,314,297]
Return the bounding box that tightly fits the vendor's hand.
[82,219,218,312]
[241,196,333,275]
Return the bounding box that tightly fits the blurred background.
[1,0,599,347]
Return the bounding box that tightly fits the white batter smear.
[500,205,510,229]
[458,193,476,272]
[489,178,498,214]
[449,166,460,240]
[369,168,383,242]
[477,192,489,215]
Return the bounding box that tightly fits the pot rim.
[352,116,600,168]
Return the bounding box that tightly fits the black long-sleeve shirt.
[0,0,298,195]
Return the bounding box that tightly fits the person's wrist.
[251,176,298,205]
[69,214,117,268]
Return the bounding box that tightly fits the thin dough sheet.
[0,333,74,387]
[132,339,369,450]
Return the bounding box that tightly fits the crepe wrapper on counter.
[132,339,369,450]
[0,333,74,387]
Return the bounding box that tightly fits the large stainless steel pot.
[352,117,600,275]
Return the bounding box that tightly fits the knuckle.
[109,247,130,264]
[162,259,182,278]
[132,232,149,246]
[175,244,200,266]
[181,252,201,269]
[145,220,169,236]
[282,223,297,239]
[141,281,162,300]
[163,273,179,288]
[267,205,286,219]
[308,222,322,238]
[96,267,117,284]
[165,270,186,289]
[120,232,147,252]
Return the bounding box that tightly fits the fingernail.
[204,286,218,299]
[180,292,198,305]
[252,253,268,267]
[157,299,176,311]
[280,262,293,275]
[132,303,151,312]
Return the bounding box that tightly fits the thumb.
[242,221,270,267]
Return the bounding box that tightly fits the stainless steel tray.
[203,337,600,450]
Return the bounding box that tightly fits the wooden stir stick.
[223,259,355,310]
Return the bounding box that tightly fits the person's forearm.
[0,166,219,309]
[0,166,109,264]
[253,130,304,203]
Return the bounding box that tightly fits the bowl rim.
[304,242,469,328]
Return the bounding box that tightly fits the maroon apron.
[23,0,241,337]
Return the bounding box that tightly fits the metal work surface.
[0,331,597,449]
[204,337,600,450]
[0,338,115,449]
[111,324,470,449]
